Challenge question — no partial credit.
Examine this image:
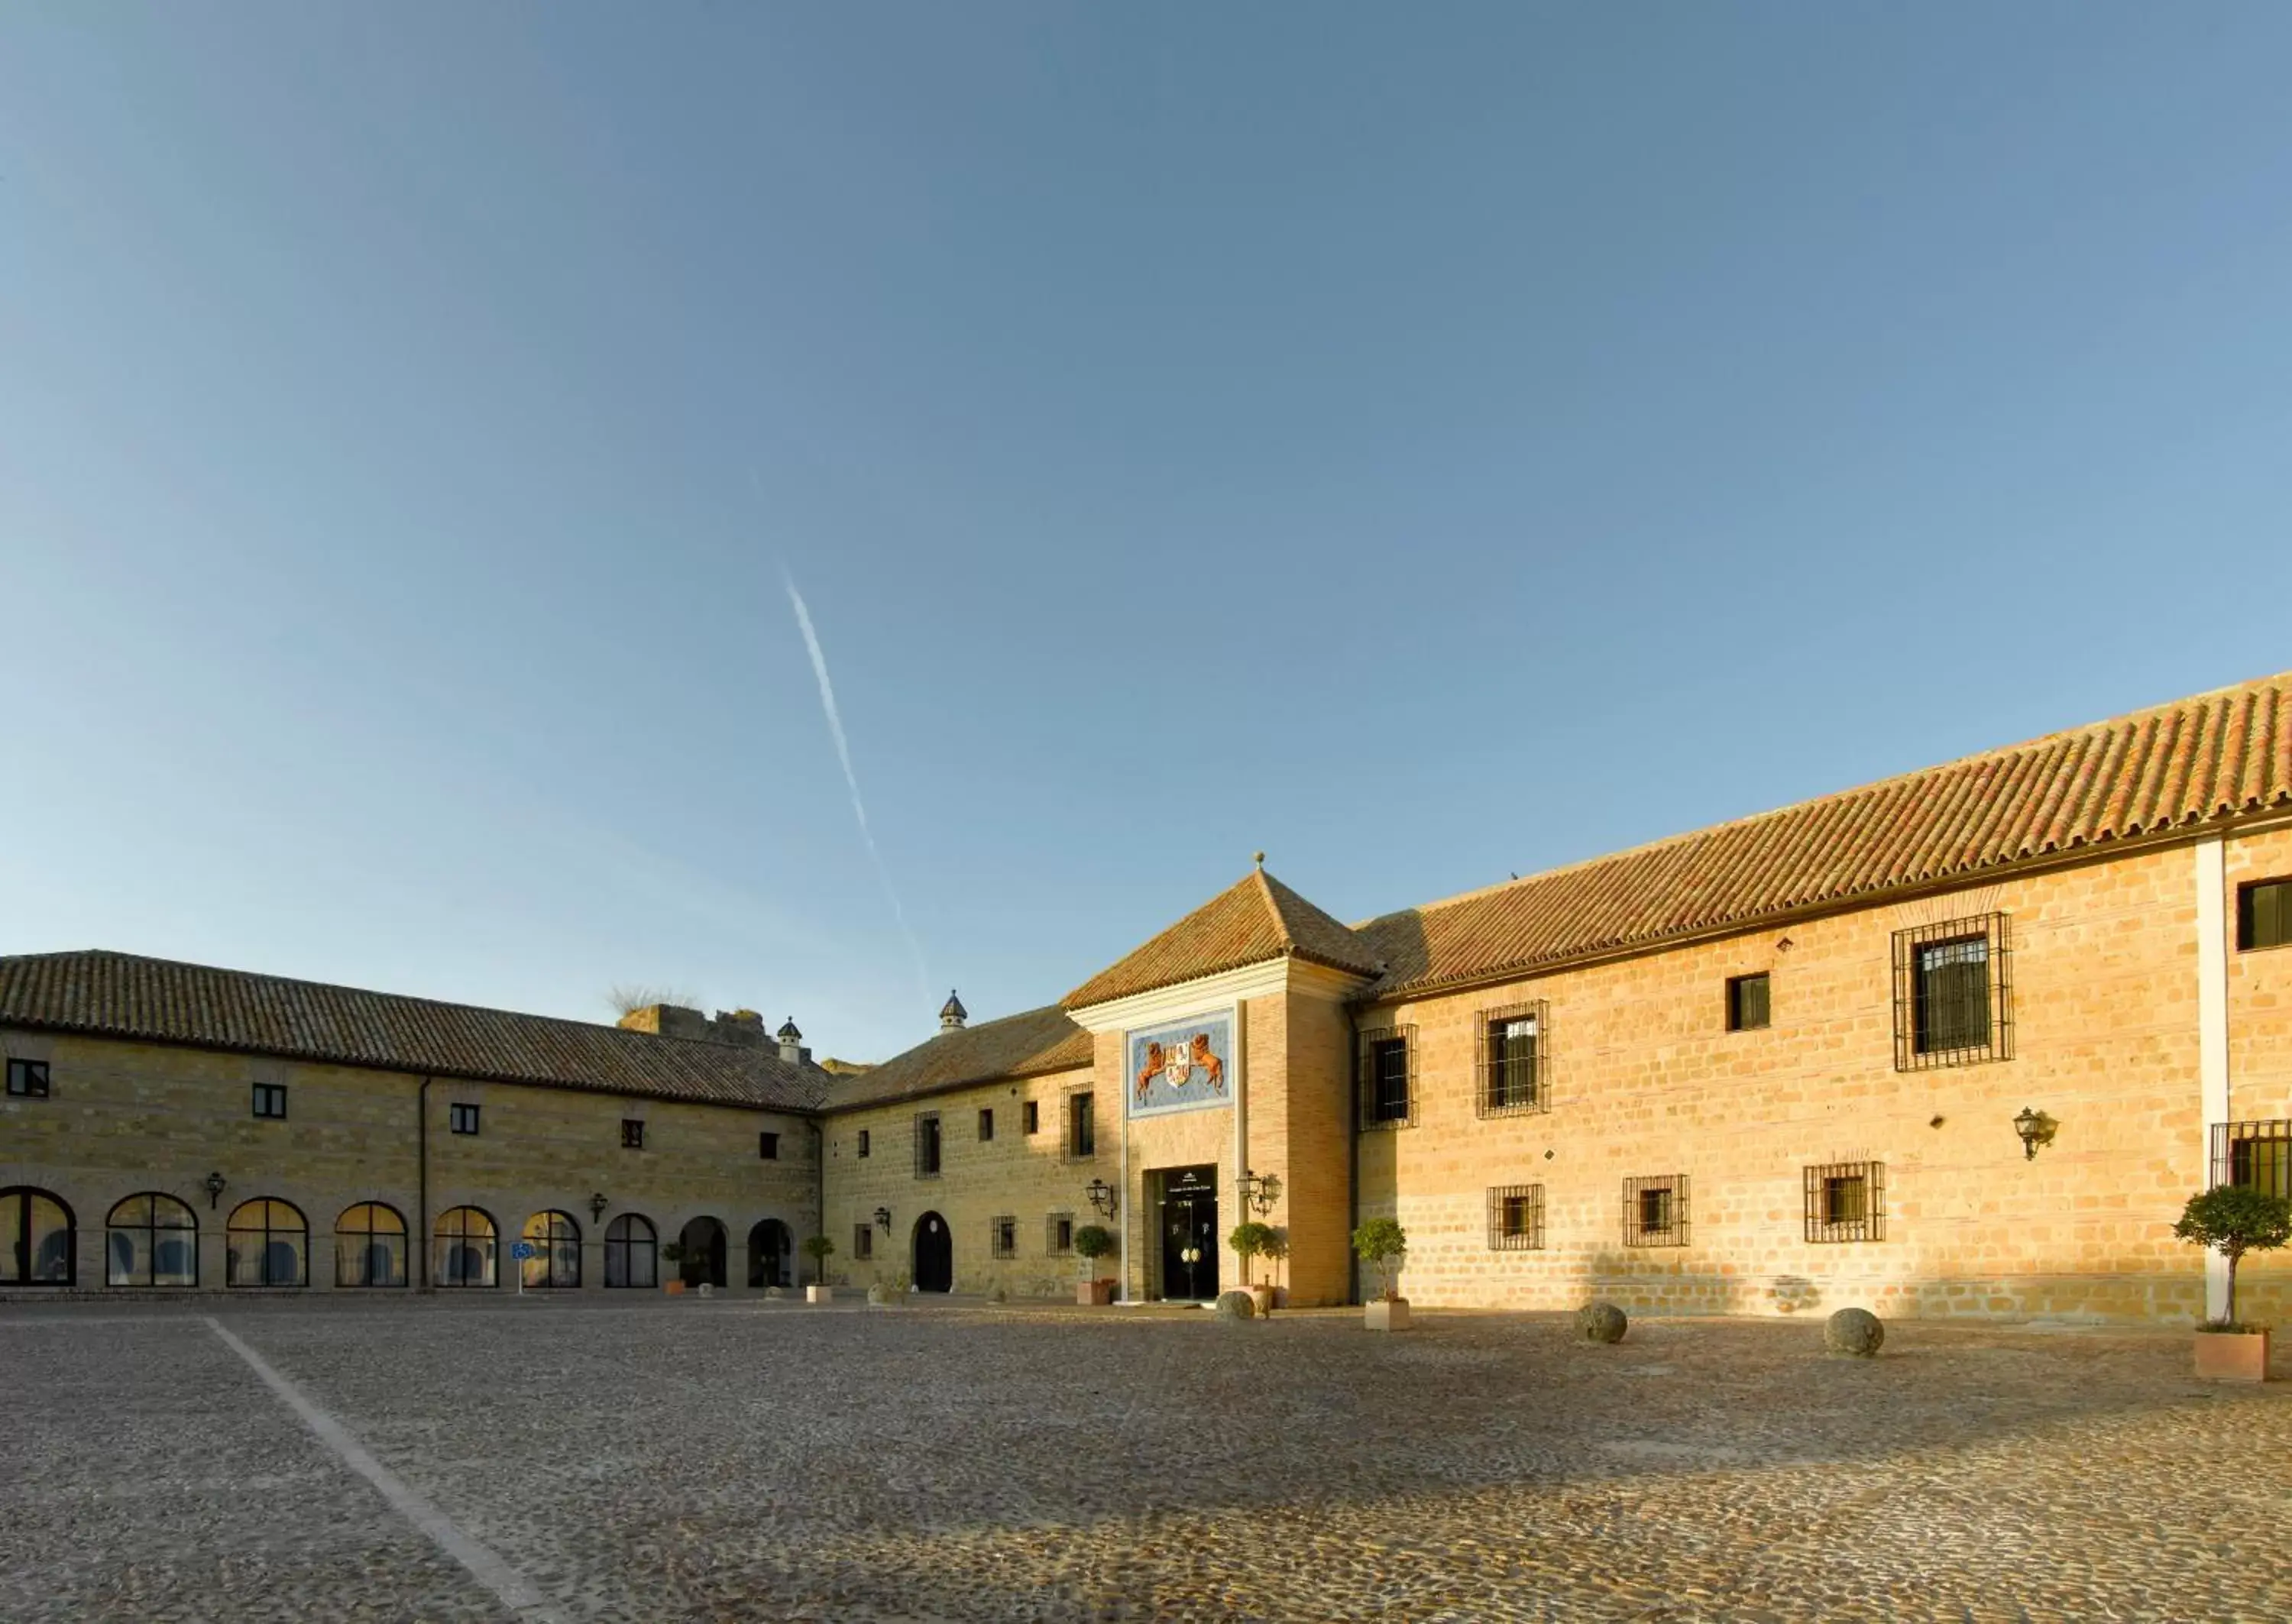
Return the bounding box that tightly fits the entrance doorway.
[678,1216,727,1288]
[1157,1165,1219,1301]
[748,1219,792,1288]
[912,1211,953,1292]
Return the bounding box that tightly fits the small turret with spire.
[939,989,969,1032]
[775,1017,804,1064]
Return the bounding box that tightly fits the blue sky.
[3,5,2289,1062]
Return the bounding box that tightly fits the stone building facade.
[5,671,2291,1325]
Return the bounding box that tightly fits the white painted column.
[2196,833,2232,1319]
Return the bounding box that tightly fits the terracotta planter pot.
[1365,1299,1411,1332]
[805,1284,834,1305]
[1076,1278,1115,1306]
[2193,1328,2270,1381]
[662,1280,686,1296]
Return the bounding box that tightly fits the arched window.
[2,1186,76,1286]
[434,1205,497,1288]
[105,1193,199,1286]
[520,1210,581,1289]
[604,1213,656,1289]
[334,1203,408,1288]
[226,1199,308,1287]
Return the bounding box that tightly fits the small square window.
[858,1129,871,1159]
[1023,1100,1040,1135]
[1046,1212,1074,1256]
[853,1224,874,1261]
[1624,1175,1688,1247]
[252,1083,288,1121]
[449,1103,480,1135]
[1805,1161,1885,1242]
[5,1058,50,1098]
[759,1131,780,1160]
[621,1118,644,1150]
[978,1108,995,1142]
[991,1215,1017,1259]
[1726,973,1770,1032]
[2239,878,2292,952]
[1488,1184,1545,1250]
[2216,1121,2292,1199]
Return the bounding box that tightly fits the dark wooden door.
[1159,1169,1219,1300]
[913,1211,953,1292]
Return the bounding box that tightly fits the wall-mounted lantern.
[2012,1107,2059,1160]
[588,1192,609,1222]
[873,1206,892,1234]
[203,1170,227,1210]
[1085,1177,1117,1218]
[1237,1169,1283,1215]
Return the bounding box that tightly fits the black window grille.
[852,1224,873,1261]
[978,1108,995,1142]
[1475,1003,1546,1117]
[858,1129,870,1158]
[1356,1025,1417,1128]
[1062,1089,1096,1163]
[1046,1212,1074,1256]
[1892,914,2012,1069]
[991,1216,1017,1259]
[1023,1101,1040,1135]
[620,1118,644,1149]
[1726,973,1770,1032]
[252,1083,288,1120]
[2239,878,2292,951]
[1804,1161,1885,1242]
[759,1131,779,1160]
[1488,1184,1546,1250]
[1624,1175,1688,1247]
[914,1112,942,1178]
[449,1104,480,1135]
[5,1059,50,1098]
[2212,1121,2292,1198]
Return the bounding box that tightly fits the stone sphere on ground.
[1214,1289,1256,1321]
[987,1286,1008,1304]
[866,1283,887,1306]
[1825,1307,1885,1356]
[763,1286,785,1300]
[1575,1302,1628,1344]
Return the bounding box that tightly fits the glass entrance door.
[1157,1166,1219,1301]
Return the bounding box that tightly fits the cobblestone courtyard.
[4,1298,2289,1622]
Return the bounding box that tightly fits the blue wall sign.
[1125,1010,1235,1118]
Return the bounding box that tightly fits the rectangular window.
[5,1058,50,1098]
[1804,1161,1886,1242]
[2213,1121,2292,1199]
[853,1224,873,1261]
[915,1111,942,1178]
[1046,1213,1074,1256]
[1476,1003,1545,1116]
[1892,914,2012,1069]
[759,1131,779,1160]
[991,1215,1017,1259]
[1624,1174,1688,1247]
[1356,1026,1417,1128]
[1726,973,1770,1032]
[978,1108,995,1142]
[1062,1090,1096,1162]
[252,1083,288,1120]
[858,1128,871,1158]
[2239,878,2292,951]
[449,1103,480,1136]
[1023,1100,1040,1135]
[620,1118,644,1150]
[1488,1184,1545,1250]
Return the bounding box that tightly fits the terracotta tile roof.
[820,1004,1092,1111]
[1355,669,2292,1001]
[1061,868,1380,1010]
[0,949,830,1111]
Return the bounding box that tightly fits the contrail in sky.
[781,567,932,1008]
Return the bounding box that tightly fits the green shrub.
[1229,1221,1276,1288]
[1352,1218,1408,1302]
[799,1232,836,1286]
[1073,1224,1116,1265]
[2173,1185,2292,1329]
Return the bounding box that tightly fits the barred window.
[1892,914,2012,1069]
[5,1059,50,1098]
[1356,1025,1417,1129]
[2239,878,2292,951]
[2213,1121,2292,1199]
[620,1118,643,1149]
[1488,1184,1545,1250]
[1726,973,1770,1032]
[991,1215,1017,1259]
[1475,1003,1546,1117]
[1045,1212,1074,1256]
[914,1112,942,1178]
[1061,1089,1096,1163]
[1624,1175,1688,1247]
[853,1224,873,1260]
[1804,1162,1885,1242]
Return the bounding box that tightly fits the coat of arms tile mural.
[1126,1011,1235,1118]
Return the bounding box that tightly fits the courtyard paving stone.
[4,1298,2288,1621]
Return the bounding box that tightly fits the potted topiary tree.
[1230,1221,1277,1318]
[2174,1184,2291,1380]
[659,1240,688,1296]
[1073,1224,1117,1305]
[801,1233,837,1305]
[1353,1217,1410,1331]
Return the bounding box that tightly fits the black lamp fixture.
[873,1206,892,1234]
[1085,1177,1117,1218]
[588,1192,609,1222]
[2012,1107,2058,1160]
[203,1170,226,1210]
[1237,1169,1283,1215]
